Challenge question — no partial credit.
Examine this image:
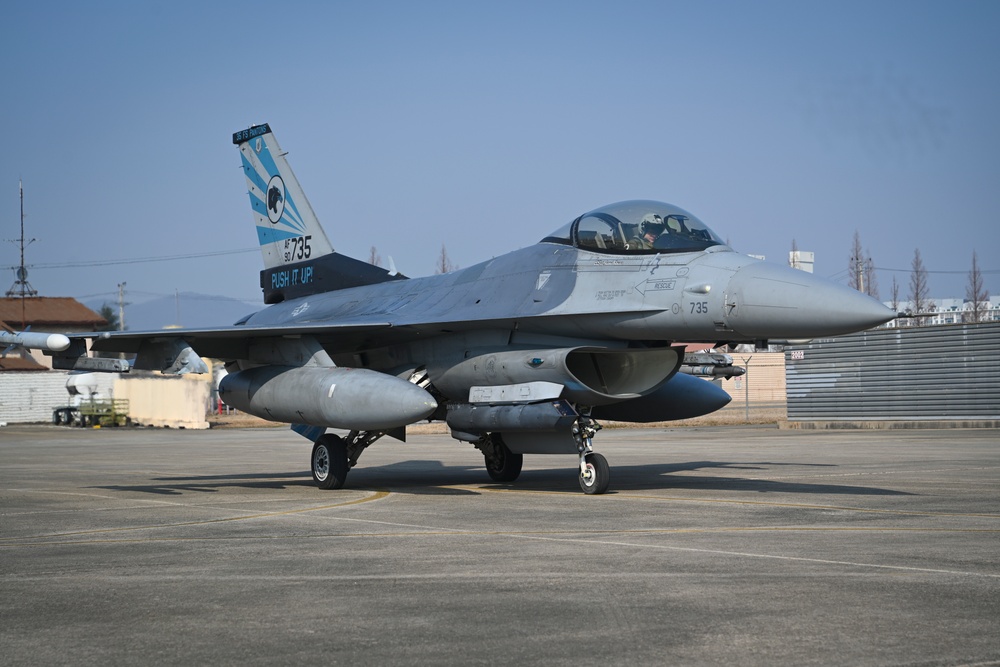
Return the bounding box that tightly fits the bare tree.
[435,244,457,274]
[848,231,864,292]
[890,276,901,316]
[368,246,382,267]
[864,254,880,300]
[908,248,930,326]
[965,250,989,323]
[847,230,880,298]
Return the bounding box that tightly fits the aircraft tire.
[312,434,349,490]
[485,434,523,483]
[579,452,610,495]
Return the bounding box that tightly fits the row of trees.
[845,231,991,324]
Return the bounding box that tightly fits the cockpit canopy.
[541,200,726,255]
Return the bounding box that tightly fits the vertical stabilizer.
[233,124,334,270]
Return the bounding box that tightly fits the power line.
[827,266,998,281]
[72,289,261,304]
[5,247,259,270]
[873,266,1000,275]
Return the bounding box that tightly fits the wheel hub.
[313,446,330,482]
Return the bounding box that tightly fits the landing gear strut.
[574,417,609,494]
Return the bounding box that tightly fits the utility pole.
[117,282,127,331]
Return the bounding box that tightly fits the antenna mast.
[6,180,38,298]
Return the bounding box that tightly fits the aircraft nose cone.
[726,262,895,339]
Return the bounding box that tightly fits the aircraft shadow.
[92,471,317,496]
[90,460,911,498]
[352,459,912,497]
[582,460,914,496]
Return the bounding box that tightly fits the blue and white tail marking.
[233,124,334,270]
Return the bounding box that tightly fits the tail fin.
[233,123,406,304]
[234,124,334,270]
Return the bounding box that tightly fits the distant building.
[788,250,815,273]
[888,297,1000,326]
[0,297,107,370]
[0,354,47,371]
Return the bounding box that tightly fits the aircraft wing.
[42,303,663,374]
[48,322,399,374]
[87,322,393,355]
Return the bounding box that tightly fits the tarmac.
[1,424,998,666]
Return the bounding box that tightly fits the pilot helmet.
[641,213,665,236]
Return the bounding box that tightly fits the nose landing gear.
[574,417,610,494]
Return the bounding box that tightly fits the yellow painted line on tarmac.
[0,489,390,543]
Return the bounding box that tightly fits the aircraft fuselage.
[243,241,890,348]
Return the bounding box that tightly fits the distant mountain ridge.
[85,293,260,332]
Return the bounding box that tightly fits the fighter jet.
[4,123,895,494]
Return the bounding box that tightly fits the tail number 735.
[689,301,709,314]
[284,235,312,262]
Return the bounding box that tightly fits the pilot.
[631,214,666,250]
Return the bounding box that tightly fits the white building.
[887,297,1000,326]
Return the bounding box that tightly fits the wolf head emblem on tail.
[266,177,284,223]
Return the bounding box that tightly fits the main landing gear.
[311,434,348,490]
[311,430,387,490]
[311,417,611,495]
[476,433,523,483]
[475,416,611,495]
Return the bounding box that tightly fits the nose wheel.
[574,417,610,495]
[579,452,610,494]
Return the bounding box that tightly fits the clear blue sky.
[2,0,998,309]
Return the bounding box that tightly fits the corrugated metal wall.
[0,372,71,423]
[785,322,1000,421]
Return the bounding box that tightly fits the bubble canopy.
[541,200,726,255]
